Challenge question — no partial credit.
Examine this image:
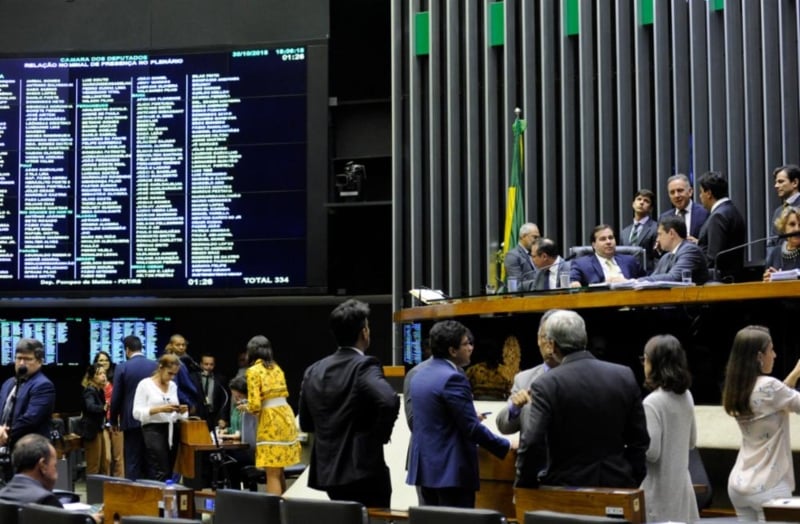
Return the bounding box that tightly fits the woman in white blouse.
[133,353,188,480]
[723,325,800,521]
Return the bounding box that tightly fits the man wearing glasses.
[0,338,56,481]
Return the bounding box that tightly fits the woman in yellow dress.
[239,335,301,494]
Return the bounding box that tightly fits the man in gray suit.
[495,310,559,434]
[639,215,708,284]
[504,222,540,282]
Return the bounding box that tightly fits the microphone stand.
[207,377,235,490]
[711,235,781,282]
[0,366,27,481]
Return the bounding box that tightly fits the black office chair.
[568,245,647,273]
[121,517,201,524]
[280,498,368,524]
[52,489,81,505]
[0,500,21,524]
[409,506,507,524]
[85,474,133,504]
[525,510,631,524]
[214,488,281,524]
[18,504,94,524]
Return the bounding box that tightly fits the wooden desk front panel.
[515,486,645,524]
[104,482,194,520]
[394,281,800,322]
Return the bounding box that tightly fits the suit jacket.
[697,199,746,279]
[620,219,658,272]
[525,259,572,291]
[80,385,107,441]
[403,357,433,431]
[0,370,55,443]
[504,244,536,281]
[0,474,61,507]
[640,240,708,284]
[495,363,548,434]
[406,358,509,490]
[659,201,709,239]
[569,254,644,286]
[299,347,400,489]
[109,353,157,431]
[516,351,649,488]
[199,371,229,425]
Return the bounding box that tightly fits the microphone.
[712,234,778,281]
[778,230,800,239]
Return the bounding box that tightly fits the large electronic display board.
[0,45,318,295]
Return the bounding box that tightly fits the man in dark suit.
[523,238,571,290]
[503,222,540,282]
[659,173,709,240]
[621,189,658,273]
[0,434,103,522]
[198,354,228,430]
[516,310,649,488]
[569,225,645,287]
[299,299,400,507]
[109,335,157,480]
[697,171,746,281]
[406,320,512,508]
[0,338,55,481]
[638,215,708,284]
[772,165,800,232]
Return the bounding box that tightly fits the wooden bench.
[515,486,645,524]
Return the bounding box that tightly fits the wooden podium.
[174,418,212,479]
[515,486,645,524]
[476,447,516,518]
[104,481,194,520]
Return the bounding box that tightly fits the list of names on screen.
[0,47,308,293]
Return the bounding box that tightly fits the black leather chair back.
[280,498,367,524]
[19,504,94,524]
[409,506,507,524]
[215,488,281,524]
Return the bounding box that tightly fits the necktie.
[542,270,551,290]
[604,258,623,280]
[629,223,641,245]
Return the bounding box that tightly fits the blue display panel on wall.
[0,45,322,296]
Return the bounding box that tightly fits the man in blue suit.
[638,215,708,284]
[569,225,645,287]
[658,174,709,241]
[0,338,55,481]
[109,335,157,480]
[407,320,513,508]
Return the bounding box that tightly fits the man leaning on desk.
[637,215,708,285]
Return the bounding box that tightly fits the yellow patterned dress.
[245,359,302,468]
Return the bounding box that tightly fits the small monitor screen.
[88,316,171,362]
[403,322,422,366]
[0,316,84,366]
